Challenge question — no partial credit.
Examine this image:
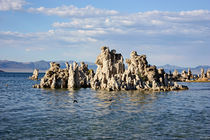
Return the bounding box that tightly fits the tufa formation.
[29,69,39,80]
[33,46,188,91]
[172,68,210,82]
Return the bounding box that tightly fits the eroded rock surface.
[33,62,93,89]
[90,47,188,91]
[29,69,39,80]
[34,46,188,91]
[207,69,210,78]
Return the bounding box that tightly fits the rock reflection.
[95,90,158,113]
[40,88,80,110]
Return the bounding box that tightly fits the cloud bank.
[0,4,210,66]
[28,5,119,17]
[0,0,26,11]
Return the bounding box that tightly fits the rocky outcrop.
[207,69,210,78]
[172,67,210,82]
[172,69,181,81]
[33,62,93,89]
[90,47,188,91]
[201,68,205,78]
[29,69,39,80]
[90,47,125,90]
[34,46,188,91]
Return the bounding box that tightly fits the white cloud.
[1,6,210,66]
[0,0,26,11]
[28,5,119,17]
[52,10,210,35]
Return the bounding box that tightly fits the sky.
[0,0,210,67]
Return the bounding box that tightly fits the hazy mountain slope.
[0,60,97,72]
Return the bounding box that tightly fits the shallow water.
[0,73,210,139]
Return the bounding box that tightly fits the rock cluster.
[198,68,210,81]
[33,62,93,89]
[172,68,210,82]
[34,46,188,91]
[90,47,187,91]
[29,69,39,80]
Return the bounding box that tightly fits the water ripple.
[0,73,210,139]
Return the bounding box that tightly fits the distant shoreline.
[185,80,210,83]
[0,69,46,73]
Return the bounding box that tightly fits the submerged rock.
[34,46,188,91]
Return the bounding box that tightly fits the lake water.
[0,72,210,139]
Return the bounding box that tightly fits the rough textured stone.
[29,69,39,80]
[34,61,93,89]
[201,68,205,78]
[91,47,125,90]
[207,69,210,79]
[34,46,188,91]
[90,46,188,91]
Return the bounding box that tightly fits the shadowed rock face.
[34,46,188,91]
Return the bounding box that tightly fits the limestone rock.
[207,69,210,79]
[201,68,205,78]
[90,46,188,91]
[34,46,188,92]
[91,46,125,90]
[34,61,93,89]
[29,69,39,80]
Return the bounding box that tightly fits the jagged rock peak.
[29,69,39,80]
[34,46,188,92]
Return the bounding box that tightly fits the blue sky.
[0,0,210,67]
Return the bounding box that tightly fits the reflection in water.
[95,90,159,113]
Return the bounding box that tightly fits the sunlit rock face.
[207,69,210,79]
[91,47,125,91]
[29,69,39,80]
[33,62,93,89]
[90,46,188,91]
[34,46,188,91]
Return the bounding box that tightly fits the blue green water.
[0,72,210,139]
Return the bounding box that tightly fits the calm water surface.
[0,72,210,139]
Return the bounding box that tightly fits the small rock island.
[29,69,39,80]
[171,68,210,82]
[33,47,188,91]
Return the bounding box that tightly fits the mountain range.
[158,64,210,74]
[0,60,97,72]
[0,60,209,74]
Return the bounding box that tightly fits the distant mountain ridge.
[158,64,210,74]
[0,60,209,73]
[0,60,97,72]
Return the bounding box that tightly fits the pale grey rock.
[91,46,125,91]
[207,69,210,78]
[29,69,39,80]
[35,61,92,89]
[201,68,205,78]
[34,46,188,91]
